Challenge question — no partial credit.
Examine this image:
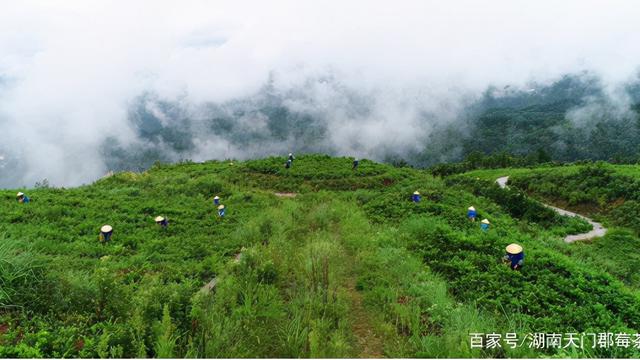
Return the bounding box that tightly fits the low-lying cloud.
[1,0,639,187]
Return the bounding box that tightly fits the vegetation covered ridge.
[1,154,640,358]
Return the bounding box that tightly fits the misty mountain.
[417,73,640,166]
[99,72,640,177]
[2,71,639,188]
[101,76,361,173]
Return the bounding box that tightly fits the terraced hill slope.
[2,156,640,358]
[463,163,640,289]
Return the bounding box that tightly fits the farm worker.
[285,159,292,169]
[467,206,477,221]
[412,191,421,203]
[504,243,524,270]
[288,153,295,162]
[100,225,113,243]
[218,204,226,217]
[214,196,220,205]
[480,218,490,231]
[155,216,168,228]
[353,158,359,170]
[16,192,30,203]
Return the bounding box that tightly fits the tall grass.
[0,237,41,308]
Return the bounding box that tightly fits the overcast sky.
[1,1,639,186]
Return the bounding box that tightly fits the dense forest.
[419,74,640,166]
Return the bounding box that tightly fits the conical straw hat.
[101,225,113,233]
[17,192,24,197]
[506,243,523,254]
[468,206,475,211]
[413,191,420,195]
[481,219,490,224]
[218,205,225,210]
[155,216,165,222]
[214,196,219,200]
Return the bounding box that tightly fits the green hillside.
[2,156,640,358]
[463,163,640,289]
[463,163,640,230]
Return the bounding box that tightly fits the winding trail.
[495,176,607,243]
[274,192,298,198]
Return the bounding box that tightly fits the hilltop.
[2,155,640,358]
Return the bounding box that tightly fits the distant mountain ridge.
[1,72,639,188]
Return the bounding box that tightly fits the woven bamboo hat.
[17,192,24,197]
[101,225,113,233]
[214,196,219,200]
[218,205,225,210]
[155,216,165,222]
[468,206,475,211]
[506,243,523,254]
[413,191,420,195]
[481,219,490,224]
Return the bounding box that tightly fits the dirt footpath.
[495,176,607,243]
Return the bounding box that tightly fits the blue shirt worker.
[218,204,226,218]
[214,196,220,205]
[155,216,168,228]
[504,243,524,270]
[480,218,490,231]
[100,225,113,243]
[412,191,421,203]
[353,158,359,170]
[288,153,295,162]
[467,206,477,221]
[16,192,30,203]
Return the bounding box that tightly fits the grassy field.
[2,156,640,357]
